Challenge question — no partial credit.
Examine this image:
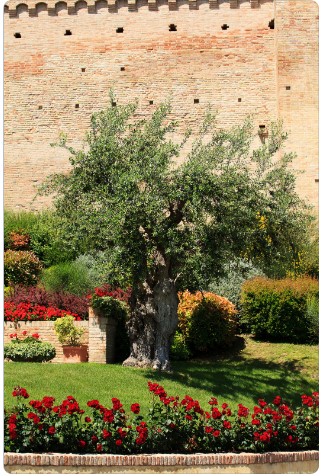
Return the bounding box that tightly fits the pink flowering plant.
[4,384,318,454]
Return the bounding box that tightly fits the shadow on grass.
[141,337,316,406]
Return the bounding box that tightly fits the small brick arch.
[4,5,9,14]
[16,3,29,17]
[55,1,67,14]
[35,2,48,15]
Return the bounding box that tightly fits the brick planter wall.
[4,309,117,363]
[3,451,319,474]
[4,320,89,363]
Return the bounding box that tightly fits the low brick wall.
[4,451,319,474]
[4,308,115,363]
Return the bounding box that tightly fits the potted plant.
[54,315,88,363]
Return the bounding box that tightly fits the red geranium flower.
[130,403,140,414]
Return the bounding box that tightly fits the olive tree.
[41,98,312,370]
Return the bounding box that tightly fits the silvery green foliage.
[209,260,265,310]
[75,250,130,288]
[41,96,312,291]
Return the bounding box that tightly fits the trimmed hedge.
[4,341,56,362]
[177,291,237,356]
[240,277,319,343]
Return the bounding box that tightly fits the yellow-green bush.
[240,277,319,343]
[177,290,237,355]
[4,250,42,287]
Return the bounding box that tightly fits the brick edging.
[4,451,319,467]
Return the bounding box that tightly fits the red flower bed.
[5,285,88,319]
[4,384,318,455]
[4,301,82,322]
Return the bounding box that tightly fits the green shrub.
[177,290,237,356]
[4,211,38,250]
[4,341,56,362]
[305,295,319,344]
[4,250,42,286]
[4,209,76,267]
[240,277,319,343]
[170,332,190,360]
[41,261,93,296]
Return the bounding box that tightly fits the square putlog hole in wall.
[116,27,124,33]
[149,100,154,105]
[81,68,86,72]
[14,32,21,38]
[64,30,72,36]
[112,101,117,107]
[269,19,275,29]
[169,24,177,31]
[38,105,43,110]
[120,66,125,71]
[286,86,291,90]
[75,104,79,109]
[194,99,199,104]
[221,24,229,30]
[238,98,242,102]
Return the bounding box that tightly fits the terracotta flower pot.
[62,345,88,363]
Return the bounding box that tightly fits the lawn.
[4,336,318,414]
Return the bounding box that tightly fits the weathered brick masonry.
[4,309,116,363]
[4,0,318,211]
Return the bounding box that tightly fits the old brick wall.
[4,0,318,211]
[4,319,89,362]
[275,0,319,208]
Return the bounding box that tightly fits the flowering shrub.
[240,277,319,343]
[4,384,318,454]
[5,285,89,319]
[4,301,82,322]
[177,291,237,355]
[4,331,56,362]
[4,250,42,286]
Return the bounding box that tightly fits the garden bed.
[4,450,319,474]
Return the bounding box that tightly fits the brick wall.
[4,320,89,362]
[3,450,319,473]
[5,0,317,212]
[4,310,116,363]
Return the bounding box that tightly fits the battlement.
[5,0,270,17]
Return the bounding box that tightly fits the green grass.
[4,336,318,414]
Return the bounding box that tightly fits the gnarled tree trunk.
[123,254,178,370]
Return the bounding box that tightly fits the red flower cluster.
[5,301,82,322]
[88,284,131,303]
[136,421,148,445]
[8,414,17,440]
[12,386,29,398]
[237,404,249,418]
[302,392,319,407]
[130,403,140,414]
[52,396,84,417]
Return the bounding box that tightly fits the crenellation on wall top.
[4,0,273,16]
